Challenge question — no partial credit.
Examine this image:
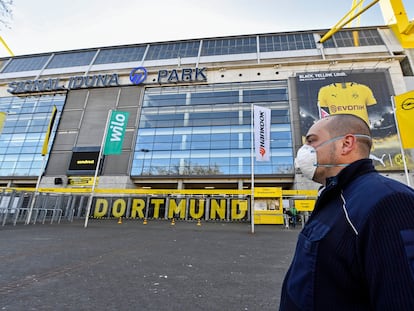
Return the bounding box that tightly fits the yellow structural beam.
[1,186,318,198]
[350,0,365,46]
[319,0,380,43]
[0,35,14,56]
[380,0,412,32]
[320,0,414,48]
[380,0,414,48]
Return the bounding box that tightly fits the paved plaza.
[0,219,299,311]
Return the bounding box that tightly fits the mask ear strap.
[316,163,349,168]
[314,135,344,149]
[353,134,371,140]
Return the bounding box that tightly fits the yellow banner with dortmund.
[395,90,414,149]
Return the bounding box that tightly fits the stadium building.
[0,4,413,224]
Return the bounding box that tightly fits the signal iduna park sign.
[7,74,120,94]
[7,67,207,94]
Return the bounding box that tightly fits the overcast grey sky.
[1,0,413,57]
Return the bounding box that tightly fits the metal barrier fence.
[0,189,91,226]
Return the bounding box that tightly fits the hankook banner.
[253,105,271,161]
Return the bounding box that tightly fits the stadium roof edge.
[0,24,388,61]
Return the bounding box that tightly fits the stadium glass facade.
[0,95,64,177]
[133,82,292,178]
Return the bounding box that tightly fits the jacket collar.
[324,158,376,190]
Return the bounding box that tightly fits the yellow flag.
[41,105,57,156]
[0,111,6,134]
[395,90,414,149]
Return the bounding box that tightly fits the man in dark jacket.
[279,114,414,310]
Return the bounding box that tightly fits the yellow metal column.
[0,35,14,56]
[379,0,414,48]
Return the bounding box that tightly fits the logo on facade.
[129,66,207,85]
[401,97,414,110]
[130,67,148,85]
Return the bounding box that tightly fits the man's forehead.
[306,118,332,137]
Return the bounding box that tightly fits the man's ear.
[340,134,357,155]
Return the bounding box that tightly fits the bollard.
[118,217,123,224]
[143,218,147,225]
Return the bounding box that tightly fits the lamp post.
[140,148,150,175]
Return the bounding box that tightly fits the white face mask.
[295,134,371,181]
[295,144,318,180]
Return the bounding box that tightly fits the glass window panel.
[271,131,292,140]
[189,111,238,127]
[322,29,383,48]
[152,142,173,151]
[94,46,147,64]
[153,135,174,143]
[31,161,43,169]
[244,89,288,102]
[16,161,32,169]
[191,91,239,105]
[322,36,336,48]
[191,133,211,142]
[27,168,38,175]
[46,51,96,69]
[230,162,248,174]
[150,158,171,167]
[34,105,53,113]
[357,29,384,45]
[21,147,35,154]
[190,140,211,149]
[162,119,184,128]
[2,55,50,73]
[21,102,36,113]
[259,33,316,52]
[0,168,13,175]
[143,94,186,107]
[145,41,199,60]
[201,37,256,56]
[2,161,16,168]
[211,157,230,167]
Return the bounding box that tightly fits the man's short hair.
[325,114,372,155]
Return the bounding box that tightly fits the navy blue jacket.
[279,159,414,310]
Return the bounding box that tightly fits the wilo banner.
[103,111,129,155]
[253,105,271,161]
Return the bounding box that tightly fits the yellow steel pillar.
[0,35,14,56]
[379,0,414,48]
[319,0,380,43]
